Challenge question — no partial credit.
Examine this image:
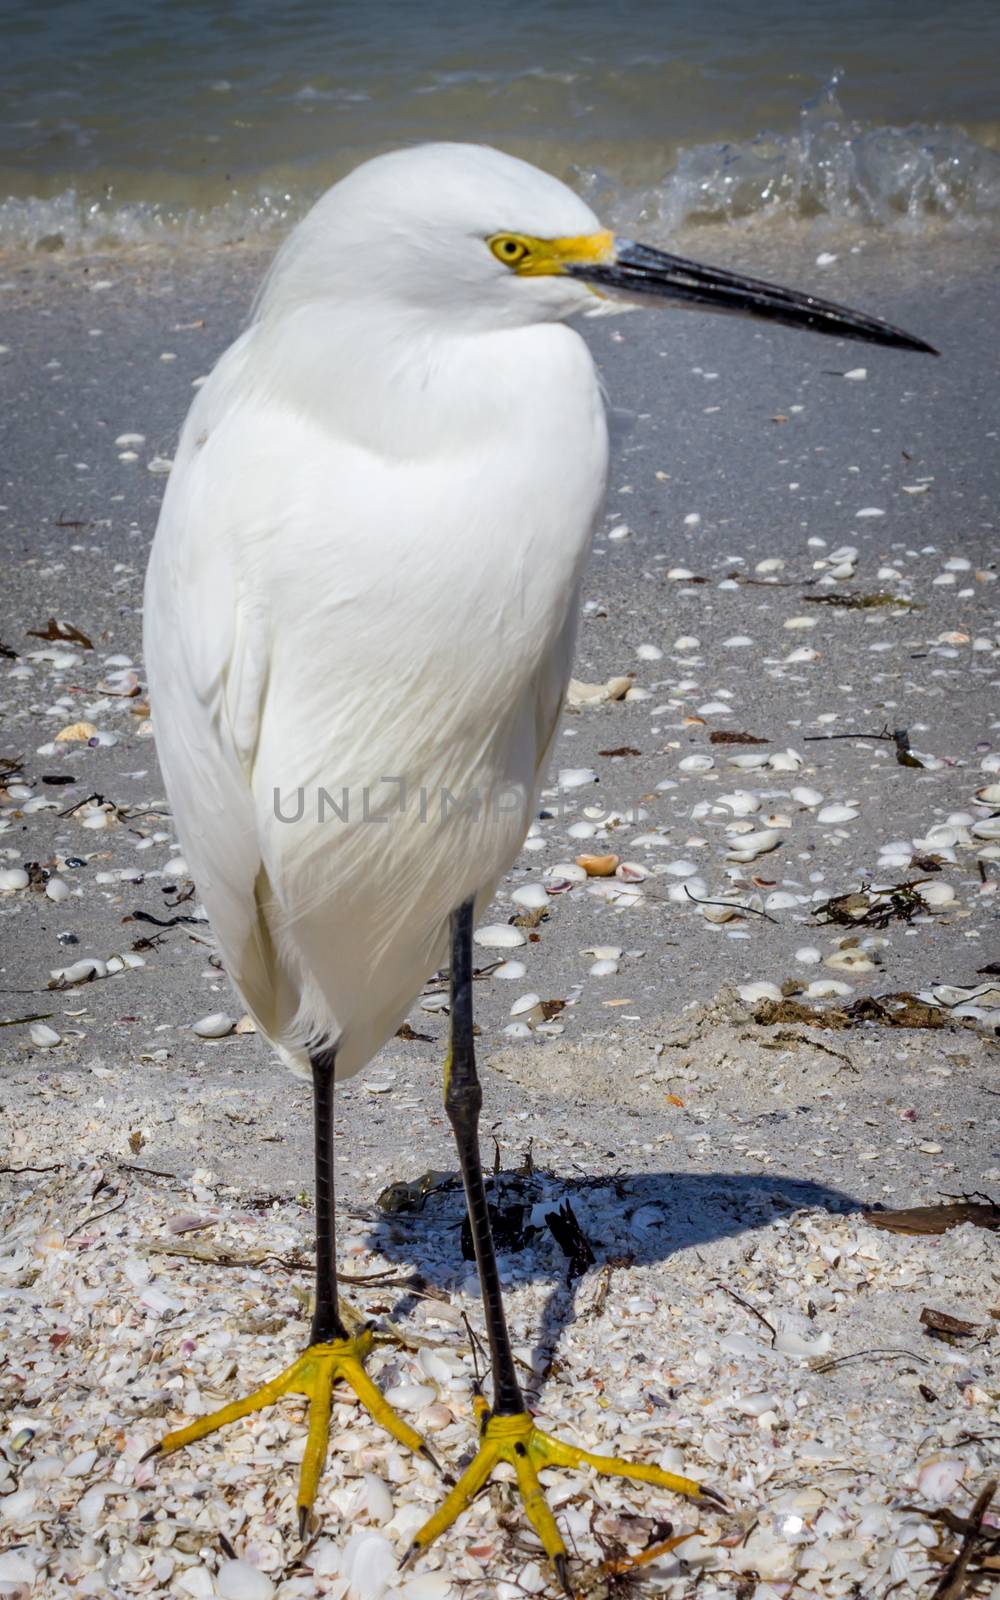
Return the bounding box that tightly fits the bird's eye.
[489,234,532,268]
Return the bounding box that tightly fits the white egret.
[143,142,933,1585]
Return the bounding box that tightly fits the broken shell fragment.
[566,674,633,708]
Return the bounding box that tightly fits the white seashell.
[773,1324,832,1356]
[974,784,1000,804]
[44,875,70,902]
[216,1560,275,1600]
[558,766,598,789]
[589,958,620,976]
[817,803,859,824]
[663,859,701,877]
[567,820,597,839]
[667,875,707,902]
[503,1021,534,1040]
[769,748,803,772]
[667,566,694,580]
[0,868,29,892]
[714,790,760,817]
[616,861,647,881]
[791,786,823,807]
[29,1024,61,1049]
[382,1382,435,1409]
[806,979,853,997]
[176,1568,215,1599]
[794,947,821,965]
[738,982,783,1004]
[105,951,145,974]
[733,1391,779,1417]
[473,924,527,948]
[50,957,106,984]
[397,1575,456,1599]
[916,1455,965,1504]
[339,1531,401,1600]
[856,505,885,517]
[919,881,955,907]
[785,645,820,663]
[635,643,663,661]
[511,883,548,909]
[981,752,1000,773]
[0,1553,35,1587]
[764,890,800,910]
[510,993,544,1023]
[585,945,623,961]
[363,1473,394,1525]
[679,753,714,773]
[163,855,188,878]
[825,948,876,973]
[726,829,781,863]
[544,862,588,884]
[972,817,1000,839]
[494,960,527,981]
[784,616,817,630]
[191,1012,235,1038]
[701,900,742,924]
[728,752,770,770]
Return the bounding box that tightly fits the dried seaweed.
[27,616,94,648]
[802,591,920,610]
[813,879,932,929]
[708,730,769,745]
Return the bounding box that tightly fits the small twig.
[67,1194,127,1239]
[0,1163,65,1175]
[0,1013,55,1029]
[929,1478,997,1600]
[717,1284,776,1345]
[812,1345,928,1374]
[803,725,895,743]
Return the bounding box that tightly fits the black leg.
[310,1047,348,1344]
[445,900,524,1417]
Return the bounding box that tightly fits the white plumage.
[144,144,609,1079]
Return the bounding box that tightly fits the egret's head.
[258,143,612,331]
[258,142,935,353]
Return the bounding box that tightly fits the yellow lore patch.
[488,229,615,276]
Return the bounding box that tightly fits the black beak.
[571,239,937,356]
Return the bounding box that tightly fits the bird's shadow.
[359,1166,861,1396]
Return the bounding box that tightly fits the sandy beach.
[1,232,999,1598]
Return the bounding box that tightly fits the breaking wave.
[3,78,999,255]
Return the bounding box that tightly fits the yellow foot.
[144,1326,436,1535]
[403,1396,716,1593]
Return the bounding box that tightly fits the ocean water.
[4,0,1000,252]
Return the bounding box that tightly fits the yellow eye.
[489,234,532,268]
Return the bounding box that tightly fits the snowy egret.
[143,142,933,1583]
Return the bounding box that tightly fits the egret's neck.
[247,300,595,459]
